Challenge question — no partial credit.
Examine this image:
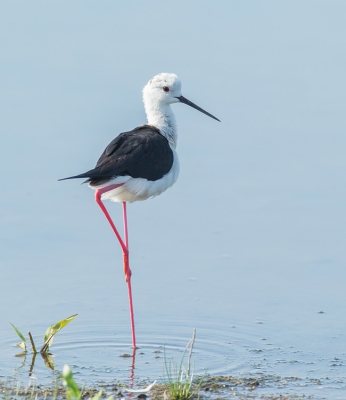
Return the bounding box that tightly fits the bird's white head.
[142,72,220,148]
[142,73,182,107]
[143,72,220,123]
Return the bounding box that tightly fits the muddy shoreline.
[0,374,320,399]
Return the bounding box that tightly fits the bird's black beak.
[176,95,220,122]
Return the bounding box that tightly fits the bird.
[59,73,220,349]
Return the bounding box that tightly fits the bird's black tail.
[59,169,112,186]
[58,171,92,182]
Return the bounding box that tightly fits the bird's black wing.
[59,125,174,185]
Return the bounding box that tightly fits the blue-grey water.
[1,1,346,398]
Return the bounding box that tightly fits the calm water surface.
[1,213,345,399]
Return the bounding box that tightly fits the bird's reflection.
[129,346,137,384]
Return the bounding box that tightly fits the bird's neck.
[144,102,178,149]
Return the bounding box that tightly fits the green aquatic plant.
[10,314,77,355]
[164,328,204,400]
[63,365,114,400]
[10,315,78,376]
[62,365,81,400]
[10,323,27,352]
[41,314,77,354]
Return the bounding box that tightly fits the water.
[1,248,345,398]
[2,314,345,398]
[1,2,346,398]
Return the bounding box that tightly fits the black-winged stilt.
[60,73,220,348]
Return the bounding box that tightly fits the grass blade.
[10,323,26,343]
[63,364,81,400]
[163,329,200,400]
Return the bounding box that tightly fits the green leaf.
[16,342,27,351]
[43,325,54,349]
[10,323,26,343]
[41,314,78,353]
[63,365,81,400]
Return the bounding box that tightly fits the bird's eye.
[162,86,170,92]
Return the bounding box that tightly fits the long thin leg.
[95,188,136,348]
[95,188,127,254]
[122,201,131,280]
[122,202,136,348]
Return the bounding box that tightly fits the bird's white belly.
[91,151,179,203]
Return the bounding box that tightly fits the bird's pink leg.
[95,186,127,254]
[122,202,131,280]
[122,201,136,349]
[94,186,136,348]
